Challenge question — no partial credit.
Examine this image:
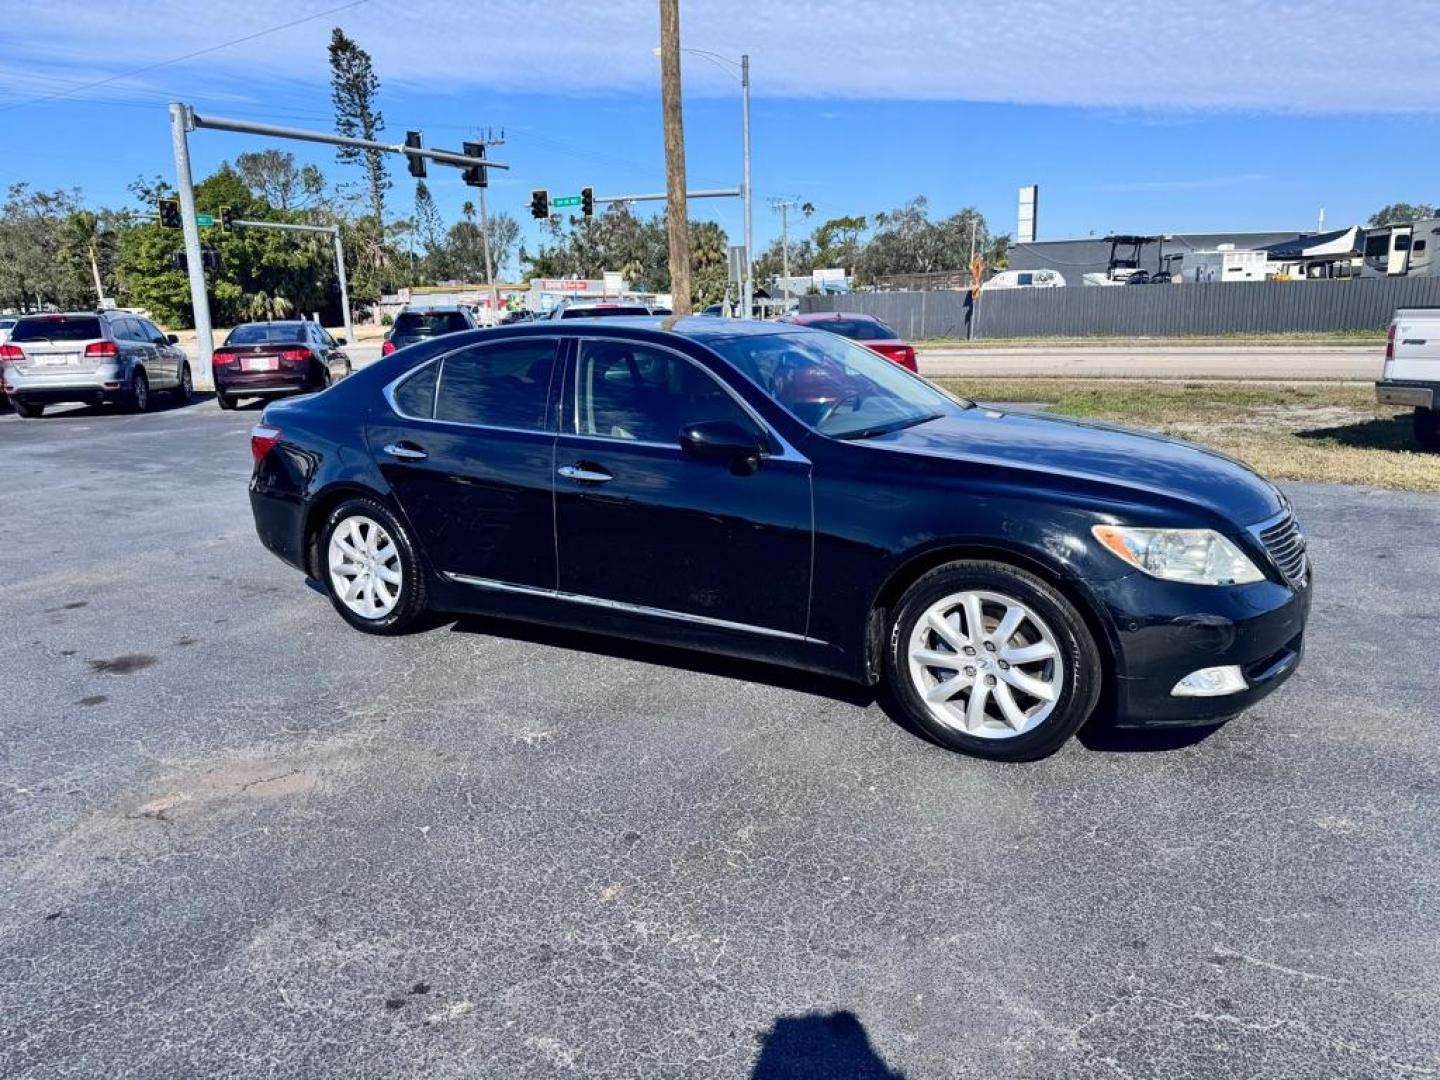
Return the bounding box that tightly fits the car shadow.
[444,611,876,707]
[751,1011,907,1079]
[435,609,1218,757]
[15,392,216,419]
[1295,412,1414,451]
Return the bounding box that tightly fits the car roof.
[399,305,467,313]
[786,311,881,324]
[231,319,307,327]
[442,315,808,345]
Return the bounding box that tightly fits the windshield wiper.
[831,412,944,441]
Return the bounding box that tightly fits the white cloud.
[4,0,1439,113]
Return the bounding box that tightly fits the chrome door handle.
[383,443,427,461]
[558,464,613,483]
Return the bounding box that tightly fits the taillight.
[0,344,23,365]
[1385,322,1396,361]
[279,349,310,363]
[382,340,397,356]
[250,424,282,463]
[85,340,120,359]
[213,350,238,366]
[871,343,917,370]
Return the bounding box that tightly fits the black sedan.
[213,321,351,409]
[248,318,1310,761]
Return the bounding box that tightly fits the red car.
[781,311,917,372]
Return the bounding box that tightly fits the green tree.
[811,214,867,272]
[0,184,87,310]
[328,28,389,225]
[234,150,326,211]
[1369,203,1436,226]
[413,180,443,253]
[688,220,728,306]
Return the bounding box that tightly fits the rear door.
[366,337,562,588]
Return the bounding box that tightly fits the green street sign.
[551,195,582,208]
[195,213,215,227]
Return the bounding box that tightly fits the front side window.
[434,340,557,429]
[573,340,757,445]
[709,330,960,439]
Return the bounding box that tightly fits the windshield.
[225,323,305,345]
[806,317,897,341]
[393,311,469,336]
[11,316,102,343]
[708,330,963,439]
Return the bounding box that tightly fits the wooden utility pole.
[658,0,691,315]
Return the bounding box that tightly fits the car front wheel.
[885,560,1102,762]
[318,497,429,635]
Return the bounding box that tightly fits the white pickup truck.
[1377,307,1440,450]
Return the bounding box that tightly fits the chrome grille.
[1255,513,1308,586]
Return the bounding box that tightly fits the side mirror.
[166,334,179,344]
[679,420,766,472]
[335,336,347,346]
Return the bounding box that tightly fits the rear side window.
[435,341,557,430]
[392,362,438,418]
[226,324,305,345]
[394,312,470,336]
[10,316,102,343]
[814,318,897,341]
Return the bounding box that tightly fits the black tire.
[12,398,44,418]
[124,370,149,414]
[176,363,194,402]
[885,560,1103,762]
[317,496,430,635]
[1415,407,1440,452]
[216,391,236,411]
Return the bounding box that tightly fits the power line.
[0,0,369,114]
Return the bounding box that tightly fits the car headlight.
[1092,525,1264,585]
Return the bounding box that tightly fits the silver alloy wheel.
[906,589,1064,739]
[133,374,148,411]
[328,515,403,619]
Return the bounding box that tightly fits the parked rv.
[984,269,1065,289]
[1362,219,1440,278]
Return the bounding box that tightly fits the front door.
[367,337,561,589]
[553,337,812,637]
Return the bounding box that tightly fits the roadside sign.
[195,213,215,227]
[551,195,582,208]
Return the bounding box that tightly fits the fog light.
[1172,665,1247,697]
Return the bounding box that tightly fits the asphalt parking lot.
[1,396,1437,1079]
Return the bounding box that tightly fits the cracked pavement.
[0,397,1437,1078]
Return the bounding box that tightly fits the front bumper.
[1376,380,1437,409]
[1094,570,1311,727]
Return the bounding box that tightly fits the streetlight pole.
[741,54,752,318]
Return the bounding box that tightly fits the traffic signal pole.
[167,102,503,383]
[168,103,214,386]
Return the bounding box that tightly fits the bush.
[381,312,393,326]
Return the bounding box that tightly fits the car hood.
[864,405,1283,525]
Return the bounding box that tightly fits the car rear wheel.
[1415,407,1440,452]
[124,370,149,414]
[12,398,44,418]
[176,363,193,402]
[216,392,236,411]
[885,560,1102,762]
[319,497,429,635]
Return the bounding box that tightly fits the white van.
[1377,307,1440,449]
[984,268,1065,289]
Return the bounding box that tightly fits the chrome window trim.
[442,571,825,645]
[566,333,810,464]
[381,339,561,436]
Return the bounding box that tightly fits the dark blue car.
[248,317,1309,761]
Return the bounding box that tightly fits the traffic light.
[219,206,235,230]
[581,186,594,218]
[461,141,487,188]
[157,198,181,229]
[405,130,425,179]
[529,189,549,220]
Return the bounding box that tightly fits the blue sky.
[3,0,1440,275]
